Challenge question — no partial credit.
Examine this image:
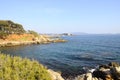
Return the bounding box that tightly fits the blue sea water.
[0,35,120,78]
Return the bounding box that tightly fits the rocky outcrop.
[52,39,67,43]
[0,37,67,47]
[48,69,64,80]
[0,41,47,47]
[0,33,67,47]
[74,62,120,80]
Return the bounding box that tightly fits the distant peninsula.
[0,20,66,47]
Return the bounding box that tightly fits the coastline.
[0,33,67,47]
[0,39,67,47]
[1,36,120,80]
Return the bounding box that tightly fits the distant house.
[62,33,72,36]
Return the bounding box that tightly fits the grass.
[0,53,52,80]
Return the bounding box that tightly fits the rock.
[74,73,99,80]
[92,62,120,80]
[73,62,120,80]
[111,66,120,80]
[84,73,92,80]
[47,69,64,80]
[99,64,110,69]
[105,74,113,80]
[92,77,98,80]
[93,70,107,80]
[92,68,114,80]
[99,68,110,73]
[74,74,85,80]
[108,62,119,67]
[53,39,67,43]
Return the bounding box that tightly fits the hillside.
[0,20,25,34]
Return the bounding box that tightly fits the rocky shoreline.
[0,39,67,47]
[73,62,120,80]
[0,40,120,80]
[45,62,120,80]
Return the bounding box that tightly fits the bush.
[28,30,39,37]
[0,20,26,34]
[0,53,52,80]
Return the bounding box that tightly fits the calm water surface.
[0,35,120,78]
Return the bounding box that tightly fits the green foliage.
[28,30,39,37]
[0,20,26,34]
[0,53,52,80]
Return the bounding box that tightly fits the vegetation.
[0,20,41,40]
[0,20,26,39]
[0,53,52,80]
[28,30,39,37]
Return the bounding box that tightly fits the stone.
[99,64,110,69]
[47,69,64,80]
[93,70,107,80]
[105,74,113,80]
[92,77,98,80]
[74,74,85,80]
[108,62,119,67]
[111,66,120,80]
[84,73,92,80]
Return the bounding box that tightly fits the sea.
[0,35,120,78]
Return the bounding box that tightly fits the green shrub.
[0,53,52,80]
[0,20,26,34]
[28,30,39,37]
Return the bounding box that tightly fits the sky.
[0,0,120,34]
